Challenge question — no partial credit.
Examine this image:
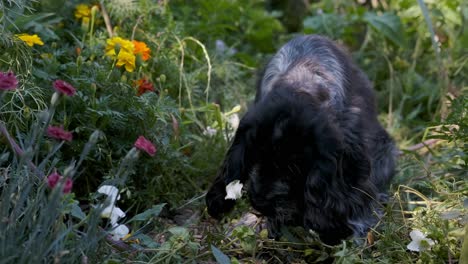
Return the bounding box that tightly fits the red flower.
[47,172,61,188]
[135,78,155,96]
[46,172,73,193]
[134,136,156,156]
[63,178,73,193]
[0,71,18,91]
[47,126,73,142]
[53,80,76,96]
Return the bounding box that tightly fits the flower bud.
[89,130,101,144]
[63,178,73,193]
[91,5,99,17]
[50,92,60,106]
[38,110,50,123]
[126,147,140,160]
[77,55,83,66]
[63,164,75,178]
[159,74,166,83]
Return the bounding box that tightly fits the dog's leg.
[369,127,397,194]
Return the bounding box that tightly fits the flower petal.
[109,207,126,225]
[203,126,217,137]
[227,114,240,130]
[100,205,113,219]
[0,71,18,91]
[409,229,425,242]
[407,240,421,252]
[63,178,73,193]
[98,185,119,199]
[101,204,126,225]
[110,224,130,241]
[134,136,156,156]
[225,180,243,200]
[53,80,76,96]
[46,172,61,189]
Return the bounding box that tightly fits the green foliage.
[0,0,466,263]
[303,0,466,142]
[148,227,199,263]
[211,244,231,264]
[231,225,257,254]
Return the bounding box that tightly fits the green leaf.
[133,234,160,248]
[70,203,86,220]
[211,244,231,264]
[127,203,165,223]
[168,226,190,240]
[363,12,405,47]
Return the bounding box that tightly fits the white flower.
[98,185,125,225]
[407,229,435,252]
[215,39,237,55]
[98,185,120,204]
[227,114,240,131]
[215,39,228,53]
[101,205,126,225]
[203,126,217,137]
[96,184,131,241]
[110,224,130,241]
[225,180,243,200]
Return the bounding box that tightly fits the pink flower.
[134,136,156,156]
[53,80,76,96]
[0,71,18,91]
[47,172,61,188]
[63,178,73,193]
[46,172,73,193]
[47,126,73,142]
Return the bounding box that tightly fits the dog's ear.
[301,107,378,244]
[206,112,258,218]
[300,108,355,244]
[302,151,355,245]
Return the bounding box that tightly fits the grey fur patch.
[260,36,345,106]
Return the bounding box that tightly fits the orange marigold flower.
[135,78,155,96]
[132,40,151,61]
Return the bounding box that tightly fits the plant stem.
[0,122,44,178]
[100,1,113,38]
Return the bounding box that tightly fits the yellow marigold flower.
[75,4,91,20]
[132,40,151,61]
[105,37,134,59]
[16,34,44,47]
[116,51,136,72]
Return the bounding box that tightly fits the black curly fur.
[206,35,397,245]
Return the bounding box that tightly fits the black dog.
[206,35,397,245]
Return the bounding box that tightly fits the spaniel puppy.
[206,35,397,245]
